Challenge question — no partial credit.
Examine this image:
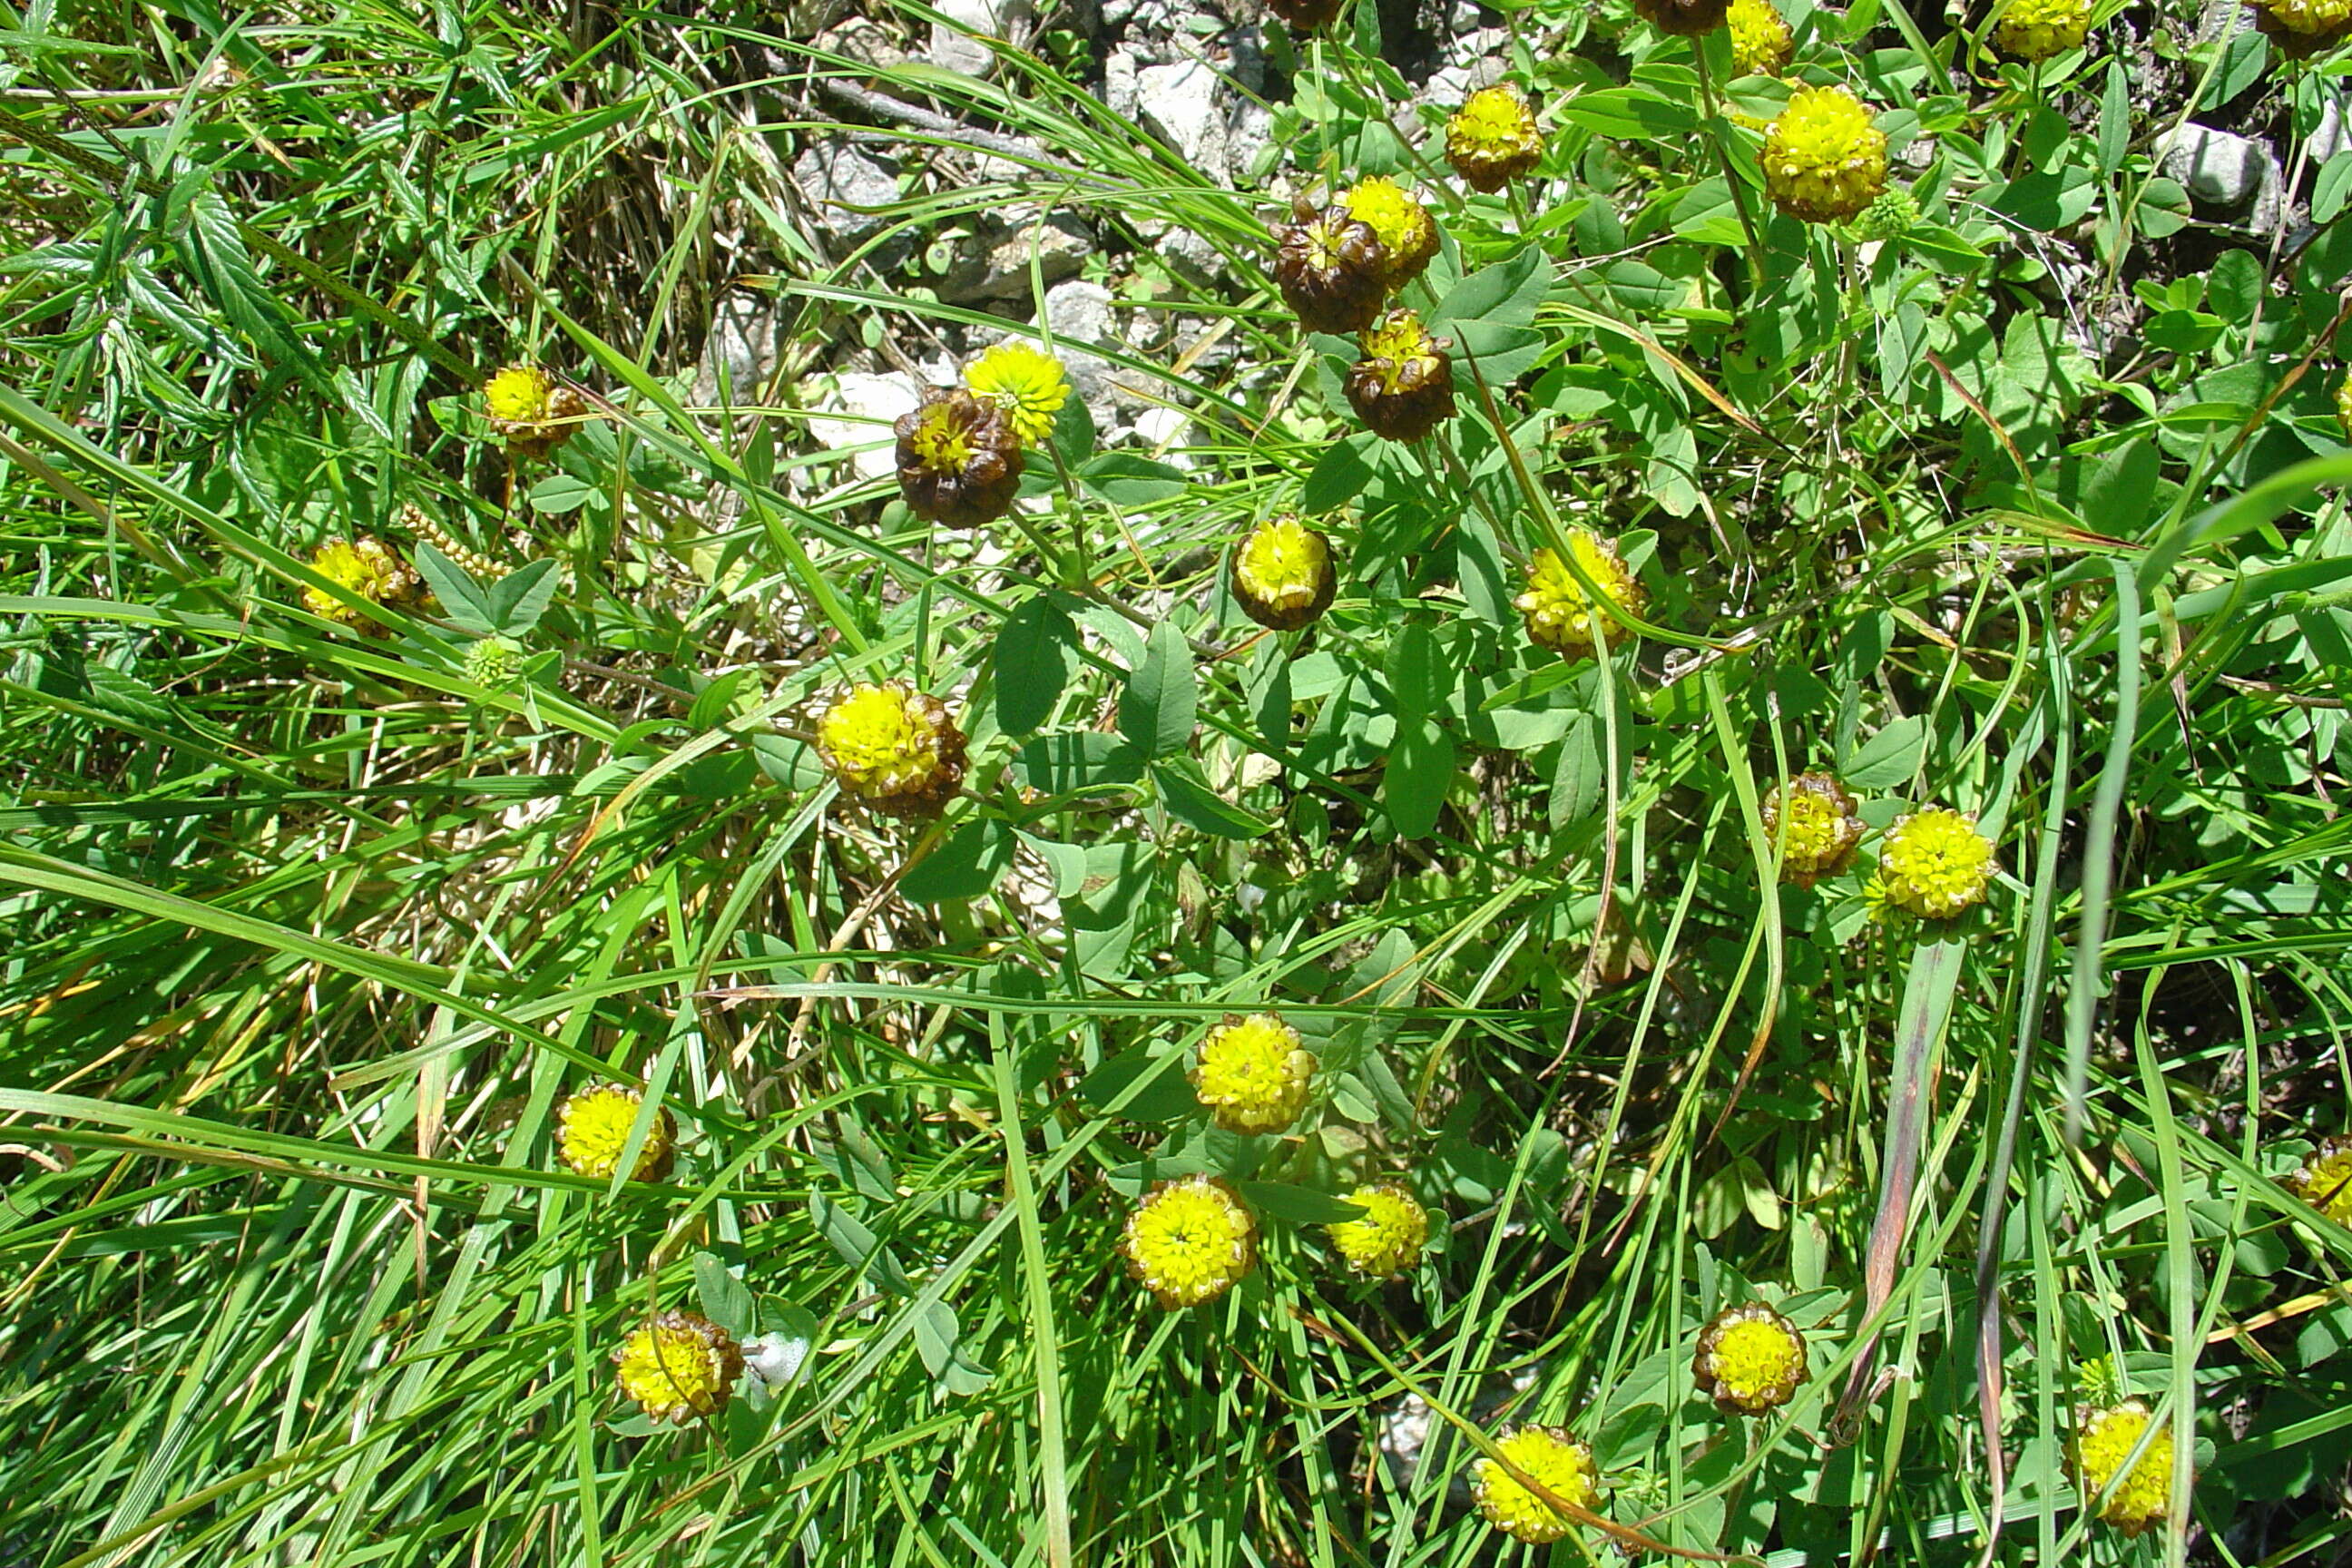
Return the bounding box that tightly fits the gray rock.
[1043,280,1147,417]
[791,141,901,250]
[805,371,921,484]
[693,295,781,407]
[1136,56,1229,175]
[938,213,1095,303]
[2158,123,2277,210]
[929,0,1030,74]
[810,18,907,69]
[2313,92,2352,166]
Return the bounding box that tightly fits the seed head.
[1692,1302,1808,1416]
[1341,177,1439,288]
[964,341,1072,446]
[1193,1013,1317,1133]
[1761,772,1864,887]
[557,1083,676,1181]
[2075,1398,2183,1535]
[1343,309,1455,442]
[1728,0,1794,74]
[1762,85,1888,223]
[303,536,423,629]
[613,1309,743,1425]
[1446,84,1544,192]
[1472,1426,1601,1544]
[814,682,969,819]
[1877,807,1998,918]
[895,388,1023,528]
[1273,206,1390,336]
[1122,1175,1259,1308]
[1514,530,1644,662]
[1992,0,2091,58]
[1230,514,1338,631]
[1328,1181,1430,1278]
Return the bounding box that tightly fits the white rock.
[2157,123,2278,210]
[1046,279,1117,348]
[929,0,1031,74]
[2314,92,2352,166]
[693,294,779,407]
[1132,405,1194,465]
[805,371,920,483]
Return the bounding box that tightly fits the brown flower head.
[1264,0,1348,30]
[815,681,970,820]
[1446,84,1544,192]
[1760,771,1864,887]
[895,388,1023,528]
[1343,309,1455,442]
[1274,204,1390,336]
[1230,514,1339,631]
[484,364,589,458]
[2247,0,2352,55]
[1635,0,1732,34]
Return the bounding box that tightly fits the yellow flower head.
[814,681,968,818]
[964,342,1072,446]
[1728,0,1794,74]
[303,535,422,627]
[556,1082,676,1182]
[1877,806,1998,918]
[614,1309,743,1425]
[2337,371,2352,439]
[1514,531,1645,662]
[1693,1302,1808,1416]
[2249,0,2352,54]
[1762,85,1888,223]
[1122,1175,1259,1308]
[1328,1181,1429,1278]
[1473,1426,1600,1544]
[483,363,586,455]
[1344,309,1455,441]
[1446,84,1544,192]
[2286,1136,2352,1223]
[1193,1012,1316,1134]
[1992,0,2090,58]
[2075,1398,2182,1535]
[1341,177,1439,287]
[1231,514,1338,631]
[1761,771,1864,887]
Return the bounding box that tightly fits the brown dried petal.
[895,388,1023,528]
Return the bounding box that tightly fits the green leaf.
[2097,62,2130,175]
[694,1251,756,1339]
[525,473,599,514]
[898,819,1015,904]
[1078,452,1189,504]
[994,597,1073,735]
[1151,760,1273,838]
[1384,718,1455,840]
[2317,152,2352,225]
[1118,619,1196,759]
[1551,714,1602,828]
[1232,1181,1369,1225]
[1048,391,1095,465]
[1302,432,1377,512]
[485,558,560,637]
[1557,88,1697,141]
[1076,1045,1197,1120]
[413,543,499,637]
[1385,622,1445,719]
[1839,715,1928,790]
[1014,733,1143,796]
[1984,166,2097,232]
[1430,246,1552,334]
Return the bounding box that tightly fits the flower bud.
[1328,1181,1430,1278]
[1513,530,1643,662]
[1340,177,1439,289]
[1877,806,1997,918]
[614,1310,742,1424]
[556,1082,676,1181]
[483,363,588,457]
[303,535,423,630]
[1634,0,1731,34]
[1728,0,1793,74]
[1692,1302,1808,1416]
[1192,1012,1316,1133]
[1760,771,1864,887]
[1122,1175,1258,1308]
[2074,1398,2185,1535]
[1472,1426,1601,1544]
